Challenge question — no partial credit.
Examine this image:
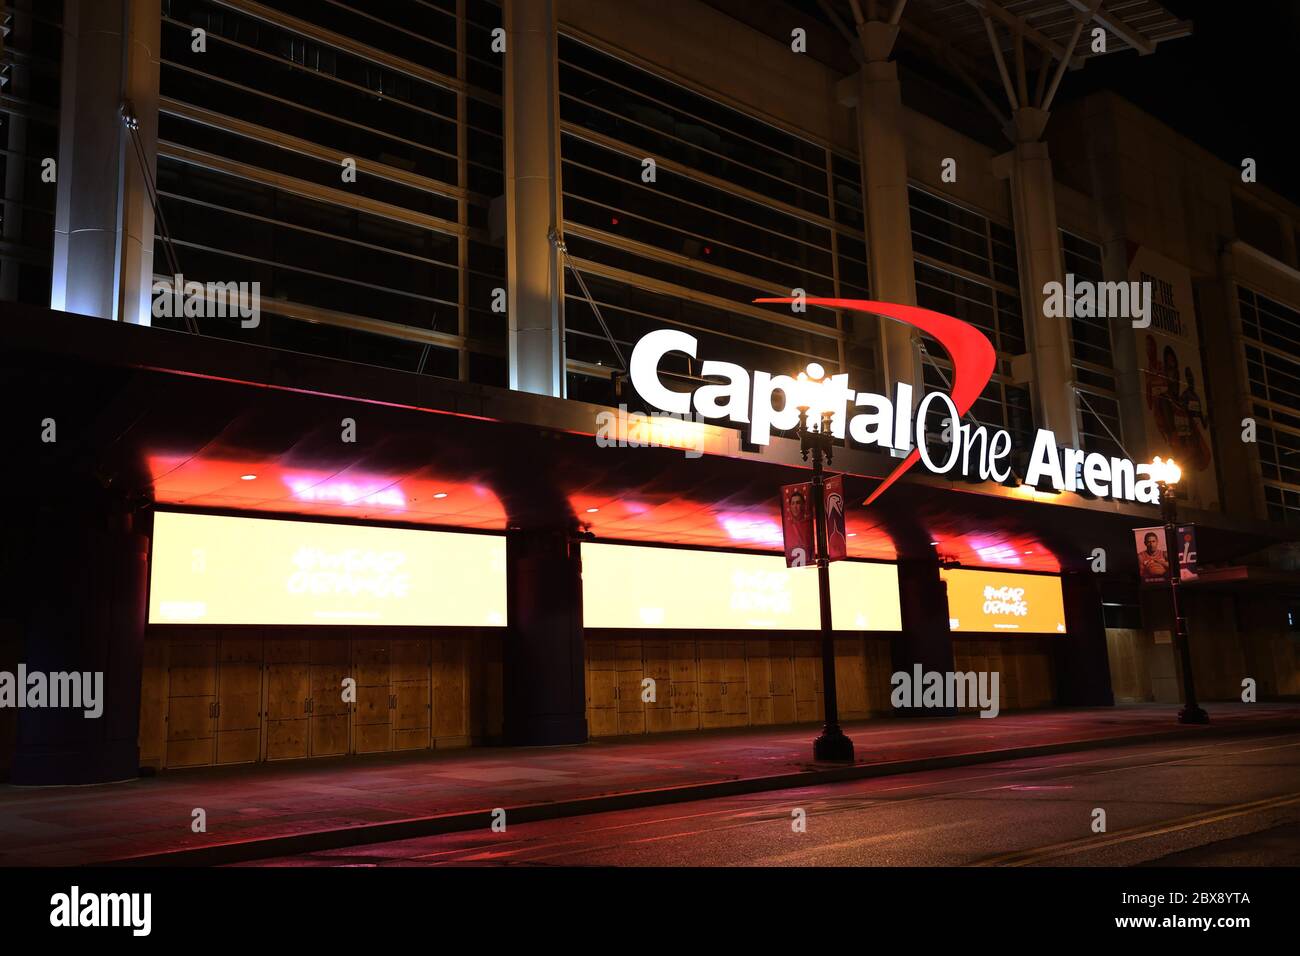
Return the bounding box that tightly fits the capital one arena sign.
[629,297,1159,506]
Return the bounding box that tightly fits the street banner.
[1134,526,1170,583]
[780,482,814,567]
[1176,523,1198,582]
[1128,244,1219,511]
[824,474,847,563]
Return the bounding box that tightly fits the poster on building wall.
[1128,244,1219,510]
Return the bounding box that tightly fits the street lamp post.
[796,367,855,762]
[1152,456,1210,725]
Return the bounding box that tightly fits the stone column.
[1194,247,1267,521]
[49,0,159,323]
[503,0,565,397]
[1000,109,1077,445]
[846,19,920,400]
[890,557,956,716]
[502,530,587,744]
[1055,571,1114,706]
[9,491,149,785]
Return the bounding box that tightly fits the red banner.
[824,475,847,563]
[780,482,814,567]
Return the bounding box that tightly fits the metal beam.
[981,13,1019,111]
[940,45,1010,132]
[1041,14,1087,110]
[816,0,860,49]
[965,0,1070,63]
[1062,0,1155,55]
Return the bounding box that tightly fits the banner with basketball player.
[1128,244,1219,511]
[781,475,847,567]
[780,483,814,567]
[1134,523,1198,584]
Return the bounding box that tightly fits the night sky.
[1056,0,1300,205]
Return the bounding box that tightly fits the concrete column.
[1055,572,1114,706]
[121,0,162,326]
[890,557,956,716]
[503,530,586,744]
[503,0,565,397]
[1195,248,1267,521]
[9,492,149,785]
[848,20,920,398]
[1000,111,1076,445]
[1074,102,1146,458]
[49,0,159,323]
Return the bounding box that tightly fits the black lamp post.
[795,377,855,763]
[1153,457,1209,725]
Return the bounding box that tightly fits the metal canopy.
[904,0,1192,62]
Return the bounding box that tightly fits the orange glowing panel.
[941,568,1066,634]
[149,511,506,626]
[582,542,901,630]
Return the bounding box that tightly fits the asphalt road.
[242,731,1300,867]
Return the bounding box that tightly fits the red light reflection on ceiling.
[929,532,1060,573]
[568,493,897,559]
[146,454,507,528]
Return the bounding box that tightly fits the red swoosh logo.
[754,297,996,506]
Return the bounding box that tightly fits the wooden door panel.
[168,639,216,697]
[697,641,723,683]
[794,639,823,723]
[393,681,431,749]
[215,644,262,767]
[166,696,213,744]
[586,640,618,737]
[265,663,308,721]
[834,638,868,719]
[432,639,468,740]
[643,641,671,728]
[352,641,390,688]
[266,716,308,761]
[669,640,698,731]
[770,640,796,723]
[354,685,391,730]
[310,639,350,757]
[166,638,216,768]
[311,714,350,756]
[354,722,392,754]
[216,663,261,734]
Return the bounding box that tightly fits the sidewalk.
[3,702,1297,866]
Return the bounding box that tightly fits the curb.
[101,717,1300,867]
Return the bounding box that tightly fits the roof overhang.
[3,303,1287,577]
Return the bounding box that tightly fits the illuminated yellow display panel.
[582,543,901,631]
[941,568,1066,634]
[149,512,506,626]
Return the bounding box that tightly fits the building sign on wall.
[941,568,1067,634]
[629,308,1164,506]
[1129,245,1219,511]
[148,512,507,626]
[582,542,902,631]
